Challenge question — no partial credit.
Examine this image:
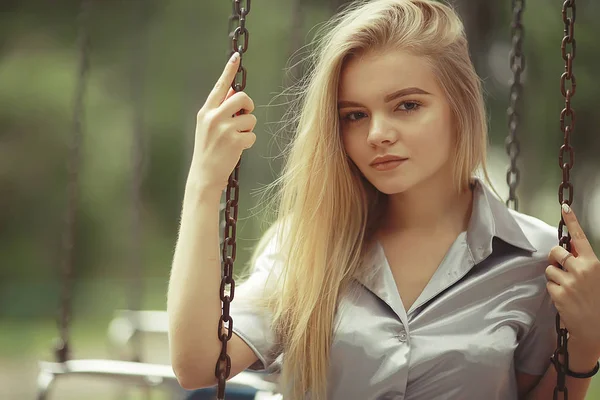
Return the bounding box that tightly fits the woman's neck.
[380,173,474,237]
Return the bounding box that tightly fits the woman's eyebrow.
[338,87,432,109]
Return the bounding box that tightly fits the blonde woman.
[167,0,600,399]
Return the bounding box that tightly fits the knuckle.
[226,91,241,105]
[563,279,575,292]
[203,110,220,129]
[241,132,256,149]
[237,91,254,109]
[247,133,257,148]
[576,265,590,278]
[197,107,214,124]
[548,246,559,262]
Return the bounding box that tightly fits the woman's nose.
[367,117,398,147]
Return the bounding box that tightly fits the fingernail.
[562,203,571,214]
[230,52,239,63]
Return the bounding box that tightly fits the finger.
[224,87,237,116]
[225,87,236,101]
[545,264,569,285]
[218,91,255,118]
[569,239,579,257]
[548,245,575,271]
[224,113,257,133]
[546,280,565,306]
[236,130,257,150]
[205,52,240,109]
[561,203,594,258]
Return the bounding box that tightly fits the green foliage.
[0,0,598,321]
[1,0,599,397]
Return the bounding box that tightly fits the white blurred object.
[588,175,600,240]
[475,146,511,201]
[37,360,278,399]
[107,309,169,349]
[487,41,528,89]
[255,393,283,400]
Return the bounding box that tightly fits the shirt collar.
[467,177,537,263]
[356,177,537,317]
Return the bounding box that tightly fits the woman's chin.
[372,181,412,195]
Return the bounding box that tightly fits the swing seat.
[37,359,278,400]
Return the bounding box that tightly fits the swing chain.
[216,1,251,399]
[554,1,576,399]
[228,0,250,92]
[506,0,525,211]
[55,0,92,364]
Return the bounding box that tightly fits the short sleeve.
[229,228,284,371]
[514,289,558,375]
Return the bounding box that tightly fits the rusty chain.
[553,1,577,399]
[55,0,92,364]
[506,0,525,211]
[228,1,250,92]
[215,1,251,399]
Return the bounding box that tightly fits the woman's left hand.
[546,203,600,360]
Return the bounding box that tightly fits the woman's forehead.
[338,51,438,100]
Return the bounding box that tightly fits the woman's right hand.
[190,52,257,193]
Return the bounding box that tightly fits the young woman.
[167,0,600,399]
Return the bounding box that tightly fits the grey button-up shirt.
[231,178,558,399]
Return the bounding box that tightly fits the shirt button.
[396,328,408,343]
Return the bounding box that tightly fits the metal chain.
[554,1,576,399]
[215,1,251,399]
[55,0,92,364]
[506,0,525,211]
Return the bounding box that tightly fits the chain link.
[553,1,577,399]
[55,0,92,364]
[506,0,525,211]
[216,1,251,399]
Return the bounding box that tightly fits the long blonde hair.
[251,0,492,398]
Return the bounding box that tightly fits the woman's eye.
[340,101,421,124]
[342,112,367,123]
[399,101,421,112]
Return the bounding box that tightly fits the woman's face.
[338,50,455,195]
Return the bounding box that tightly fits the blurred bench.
[37,359,279,400]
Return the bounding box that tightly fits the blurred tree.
[0,0,598,320]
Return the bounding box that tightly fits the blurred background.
[1,0,599,398]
